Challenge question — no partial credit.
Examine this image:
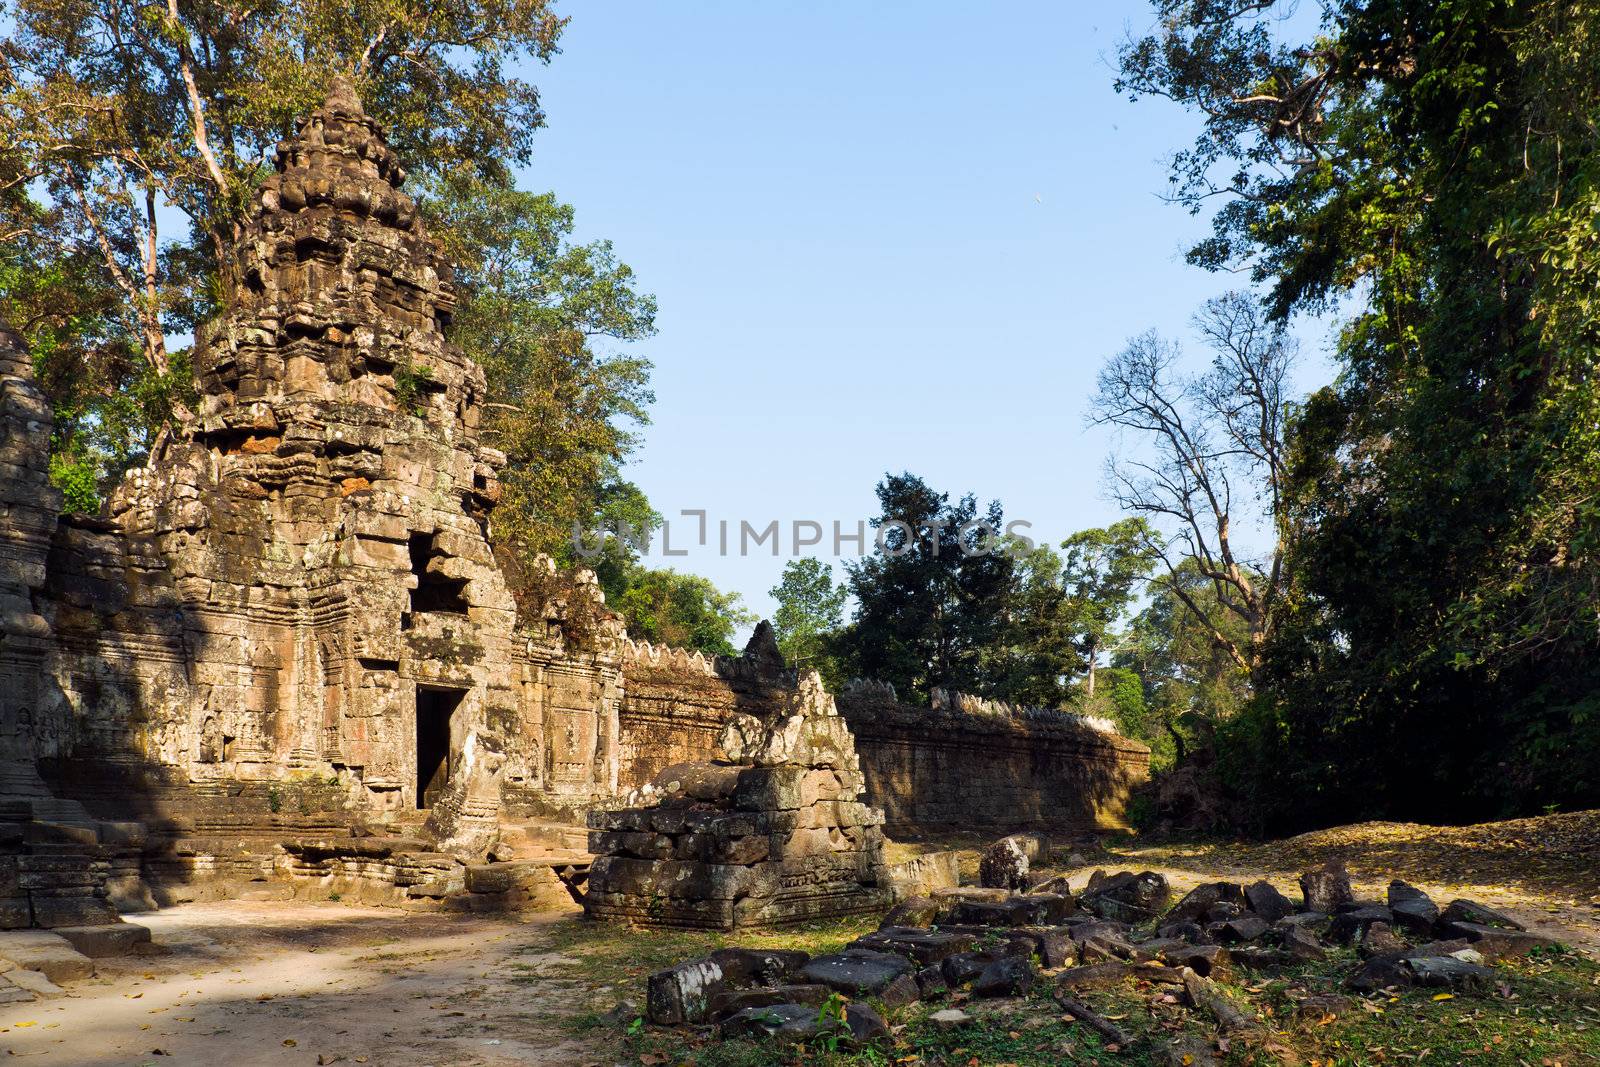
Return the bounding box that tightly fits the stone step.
[0,929,95,983]
[4,968,63,998]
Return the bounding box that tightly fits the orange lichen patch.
[239,434,281,454]
[340,477,371,496]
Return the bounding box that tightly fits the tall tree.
[429,172,657,564]
[981,538,1080,709]
[836,473,1015,701]
[769,558,847,677]
[1119,0,1600,823]
[1091,293,1295,672]
[1116,560,1253,767]
[1060,518,1159,697]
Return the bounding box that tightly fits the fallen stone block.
[1439,899,1525,932]
[948,893,1070,927]
[878,972,921,1007]
[719,1002,819,1041]
[1347,939,1472,992]
[978,836,1030,891]
[1403,955,1499,992]
[711,948,810,986]
[1279,924,1327,961]
[647,956,727,1025]
[941,949,1005,987]
[51,922,151,957]
[1359,921,1406,959]
[1299,861,1353,913]
[1081,871,1170,922]
[972,954,1036,997]
[1330,905,1394,944]
[849,927,974,965]
[1439,922,1562,959]
[914,964,949,999]
[1167,881,1244,923]
[880,895,938,928]
[800,949,914,995]
[1243,880,1295,922]
[1387,880,1439,936]
[1210,916,1271,944]
[1156,919,1208,944]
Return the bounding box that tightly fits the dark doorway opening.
[408,532,469,616]
[416,688,464,810]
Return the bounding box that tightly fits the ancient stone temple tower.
[144,77,524,845]
[1,80,628,872]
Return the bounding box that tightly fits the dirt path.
[0,901,611,1067]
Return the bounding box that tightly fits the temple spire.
[323,74,364,116]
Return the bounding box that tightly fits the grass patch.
[582,940,1600,1066]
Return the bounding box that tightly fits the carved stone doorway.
[416,687,464,809]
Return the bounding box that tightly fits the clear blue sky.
[513,1,1331,626]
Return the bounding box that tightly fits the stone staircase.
[0,764,97,830]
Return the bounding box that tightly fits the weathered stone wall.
[838,682,1150,834]
[615,640,793,793]
[616,653,1150,835]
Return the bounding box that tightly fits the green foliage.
[769,558,848,684]
[979,538,1081,708]
[0,0,571,489]
[836,476,1169,711]
[1060,518,1158,697]
[47,450,101,515]
[1120,0,1600,827]
[392,362,434,416]
[1115,561,1253,768]
[606,565,754,658]
[428,171,657,567]
[833,473,1018,702]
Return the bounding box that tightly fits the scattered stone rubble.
[584,637,891,929]
[641,856,1565,1052]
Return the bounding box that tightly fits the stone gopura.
[585,628,891,929]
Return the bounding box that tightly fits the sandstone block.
[51,923,151,958]
[4,969,62,997]
[731,766,807,811]
[800,949,914,995]
[0,931,94,982]
[30,895,120,928]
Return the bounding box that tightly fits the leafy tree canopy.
[769,558,848,683]
[1120,0,1600,825]
[609,565,755,659]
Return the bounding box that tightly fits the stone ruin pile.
[584,635,891,930]
[641,857,1565,1053]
